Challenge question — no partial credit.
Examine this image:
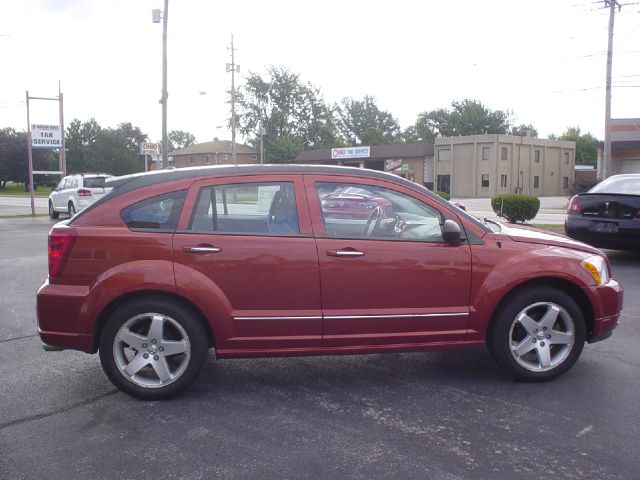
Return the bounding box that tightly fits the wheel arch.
[487,277,595,343]
[91,290,216,353]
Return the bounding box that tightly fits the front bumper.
[586,278,623,343]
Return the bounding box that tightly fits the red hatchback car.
[37,166,623,399]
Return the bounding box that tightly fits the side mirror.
[442,219,464,243]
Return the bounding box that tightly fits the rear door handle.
[183,246,221,254]
[327,249,364,257]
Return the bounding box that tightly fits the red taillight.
[568,195,581,214]
[48,230,77,278]
[77,188,92,197]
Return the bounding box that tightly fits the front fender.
[468,245,595,337]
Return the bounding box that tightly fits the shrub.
[491,194,540,223]
[434,190,450,201]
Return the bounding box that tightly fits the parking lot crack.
[0,333,39,344]
[0,389,119,432]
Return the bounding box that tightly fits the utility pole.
[226,34,239,165]
[603,0,619,179]
[152,1,169,167]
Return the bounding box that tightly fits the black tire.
[487,286,586,382]
[68,202,76,217]
[99,297,208,400]
[49,201,59,219]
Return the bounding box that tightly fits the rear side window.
[121,190,186,232]
[189,182,299,235]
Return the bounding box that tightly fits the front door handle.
[327,249,364,258]
[183,246,221,254]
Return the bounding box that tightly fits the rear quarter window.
[120,190,186,232]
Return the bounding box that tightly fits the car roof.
[106,164,427,197]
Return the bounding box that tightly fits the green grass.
[0,183,51,197]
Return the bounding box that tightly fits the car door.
[305,175,472,348]
[173,174,323,353]
[51,177,68,210]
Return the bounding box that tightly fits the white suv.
[48,174,113,219]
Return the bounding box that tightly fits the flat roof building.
[433,135,576,198]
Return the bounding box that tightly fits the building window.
[533,176,540,188]
[564,152,570,165]
[500,174,508,188]
[158,160,163,169]
[436,175,451,194]
[168,157,175,167]
[501,147,508,161]
[534,150,541,163]
[251,154,258,161]
[205,155,211,165]
[563,176,569,189]
[438,149,451,162]
[482,146,490,161]
[189,155,195,166]
[481,174,490,188]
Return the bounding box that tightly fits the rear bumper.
[566,216,640,250]
[37,279,94,353]
[586,279,623,343]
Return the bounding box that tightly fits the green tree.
[237,66,341,162]
[556,127,598,166]
[168,130,196,152]
[65,119,146,175]
[415,99,511,140]
[513,124,539,138]
[337,95,401,145]
[0,128,55,187]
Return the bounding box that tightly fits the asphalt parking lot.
[0,216,638,480]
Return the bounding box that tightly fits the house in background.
[433,135,576,198]
[597,118,640,176]
[151,139,260,170]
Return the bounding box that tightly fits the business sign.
[386,159,402,171]
[331,146,370,160]
[31,124,62,149]
[140,142,160,155]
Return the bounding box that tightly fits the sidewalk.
[451,196,568,225]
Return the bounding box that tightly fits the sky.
[1,0,639,146]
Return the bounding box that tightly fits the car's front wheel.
[487,286,586,382]
[48,201,59,219]
[99,298,208,400]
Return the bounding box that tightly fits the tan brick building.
[433,135,576,198]
[152,139,260,170]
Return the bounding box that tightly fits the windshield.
[589,175,640,194]
[83,176,110,188]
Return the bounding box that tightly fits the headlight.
[581,255,609,285]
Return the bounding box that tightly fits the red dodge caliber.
[37,165,623,399]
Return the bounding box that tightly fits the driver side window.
[315,182,444,242]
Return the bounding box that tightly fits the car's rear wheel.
[68,202,76,217]
[487,286,586,381]
[49,201,59,219]
[99,298,208,400]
